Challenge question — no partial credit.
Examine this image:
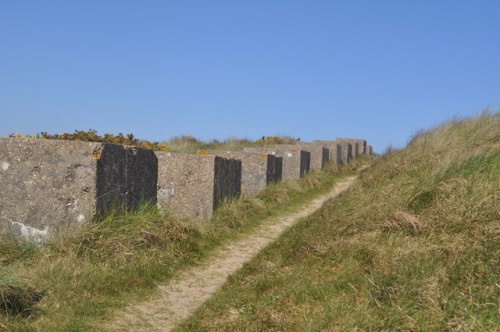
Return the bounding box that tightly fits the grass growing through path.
[179,112,500,331]
[0,159,366,331]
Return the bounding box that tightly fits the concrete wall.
[331,143,342,165]
[313,141,342,165]
[296,144,329,170]
[267,153,283,185]
[125,146,158,209]
[1,136,368,241]
[367,145,373,156]
[204,150,282,196]
[337,141,352,164]
[155,152,241,221]
[353,142,359,159]
[0,138,157,241]
[213,157,242,209]
[337,138,367,156]
[244,145,310,181]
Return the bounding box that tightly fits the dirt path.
[107,176,357,331]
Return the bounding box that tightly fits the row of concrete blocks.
[0,138,371,241]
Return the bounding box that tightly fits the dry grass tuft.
[383,211,426,236]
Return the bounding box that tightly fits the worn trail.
[108,176,357,331]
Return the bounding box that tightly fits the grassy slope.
[180,112,500,331]
[0,159,365,331]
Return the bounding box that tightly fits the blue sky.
[1,1,498,152]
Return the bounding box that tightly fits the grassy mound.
[0,159,365,330]
[180,112,499,331]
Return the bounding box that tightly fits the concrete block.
[298,144,329,170]
[312,141,341,165]
[331,143,342,165]
[336,138,367,155]
[337,141,352,164]
[244,145,310,181]
[367,145,373,155]
[353,142,359,158]
[155,152,241,221]
[204,150,282,195]
[0,138,157,241]
[124,146,158,209]
[268,153,283,185]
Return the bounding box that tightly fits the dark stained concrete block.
[204,150,282,195]
[244,145,310,181]
[155,152,241,221]
[124,146,158,209]
[336,138,367,156]
[312,141,342,165]
[296,144,329,170]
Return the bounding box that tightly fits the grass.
[165,135,301,153]
[178,111,500,331]
[0,158,366,331]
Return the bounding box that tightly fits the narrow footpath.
[107,175,358,331]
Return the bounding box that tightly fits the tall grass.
[0,159,366,331]
[180,111,500,331]
[165,135,301,153]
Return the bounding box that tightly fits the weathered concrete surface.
[213,157,242,209]
[336,138,367,156]
[297,144,329,170]
[244,145,310,181]
[267,153,283,185]
[367,145,373,156]
[204,150,282,196]
[331,143,342,165]
[155,152,241,221]
[337,141,352,164]
[353,142,359,159]
[0,138,157,242]
[313,141,342,165]
[125,146,158,209]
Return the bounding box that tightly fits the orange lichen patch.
[259,154,268,159]
[91,150,102,160]
[197,150,208,156]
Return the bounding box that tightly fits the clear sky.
[1,1,499,152]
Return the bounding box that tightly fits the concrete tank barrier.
[203,150,282,196]
[337,138,367,156]
[244,146,310,181]
[367,145,373,156]
[313,141,342,165]
[353,142,359,158]
[0,138,157,242]
[337,141,352,164]
[155,152,241,221]
[125,146,158,209]
[295,144,329,170]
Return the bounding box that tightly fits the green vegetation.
[165,135,300,154]
[0,160,364,331]
[179,112,500,331]
[10,130,301,153]
[17,129,169,151]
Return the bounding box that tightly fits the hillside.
[180,112,500,330]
